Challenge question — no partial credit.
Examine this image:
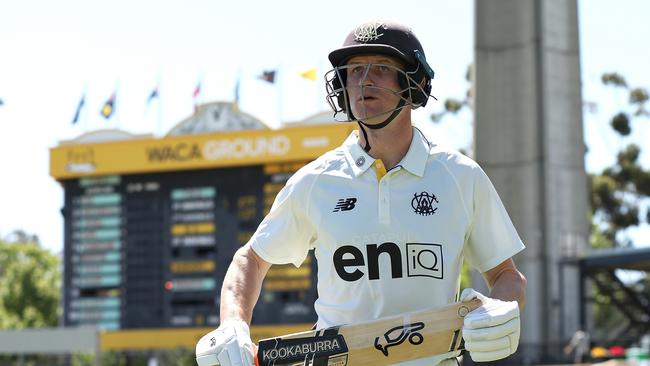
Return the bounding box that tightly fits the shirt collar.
[342,127,430,178]
[342,130,374,177]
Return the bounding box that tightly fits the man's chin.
[353,110,394,125]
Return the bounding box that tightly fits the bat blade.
[255,299,482,366]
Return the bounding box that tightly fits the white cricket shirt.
[250,127,525,365]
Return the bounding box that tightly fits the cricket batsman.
[196,19,527,366]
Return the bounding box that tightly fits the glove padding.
[196,320,255,366]
[460,288,520,362]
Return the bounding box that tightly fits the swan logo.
[354,21,385,42]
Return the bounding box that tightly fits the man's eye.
[377,65,391,72]
[351,66,364,73]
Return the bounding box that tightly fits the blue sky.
[0,0,648,253]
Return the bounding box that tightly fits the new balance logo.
[333,198,357,212]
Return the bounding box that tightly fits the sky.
[0,0,648,254]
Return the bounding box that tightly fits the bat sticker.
[374,322,425,356]
[257,327,348,366]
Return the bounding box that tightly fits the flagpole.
[233,70,241,112]
[277,66,283,128]
[157,89,163,136]
[193,76,202,116]
[114,80,120,130]
[157,75,162,136]
[82,84,89,132]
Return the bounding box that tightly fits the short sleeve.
[249,172,317,268]
[464,166,525,273]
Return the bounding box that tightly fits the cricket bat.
[254,298,482,366]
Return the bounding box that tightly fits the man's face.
[344,55,405,125]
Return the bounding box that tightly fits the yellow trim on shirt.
[374,159,387,182]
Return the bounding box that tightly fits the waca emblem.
[411,192,438,216]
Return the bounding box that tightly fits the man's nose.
[360,69,375,86]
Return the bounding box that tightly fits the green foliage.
[589,172,640,243]
[629,87,649,104]
[0,234,61,329]
[590,223,613,249]
[611,112,631,135]
[156,348,196,366]
[430,94,469,122]
[591,274,627,339]
[590,174,618,211]
[430,64,473,124]
[601,72,627,87]
[444,99,465,113]
[589,73,650,335]
[590,74,650,246]
[71,352,127,366]
[630,87,650,116]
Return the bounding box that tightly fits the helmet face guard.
[325,62,432,123]
[325,20,435,124]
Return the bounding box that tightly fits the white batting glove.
[460,288,520,362]
[195,320,255,366]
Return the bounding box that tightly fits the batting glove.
[460,288,520,362]
[196,320,255,366]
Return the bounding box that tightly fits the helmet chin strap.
[356,98,406,153]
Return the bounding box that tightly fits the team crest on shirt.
[411,192,438,216]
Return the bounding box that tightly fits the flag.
[193,82,201,98]
[101,92,115,119]
[147,87,159,103]
[193,82,201,113]
[234,78,240,105]
[299,68,317,81]
[72,95,85,124]
[258,70,276,83]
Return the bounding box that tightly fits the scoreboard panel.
[53,119,355,332]
[62,162,317,330]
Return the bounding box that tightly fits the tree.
[4,229,41,246]
[586,73,650,341]
[0,231,61,329]
[589,73,650,247]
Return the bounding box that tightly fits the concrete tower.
[474,0,589,363]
